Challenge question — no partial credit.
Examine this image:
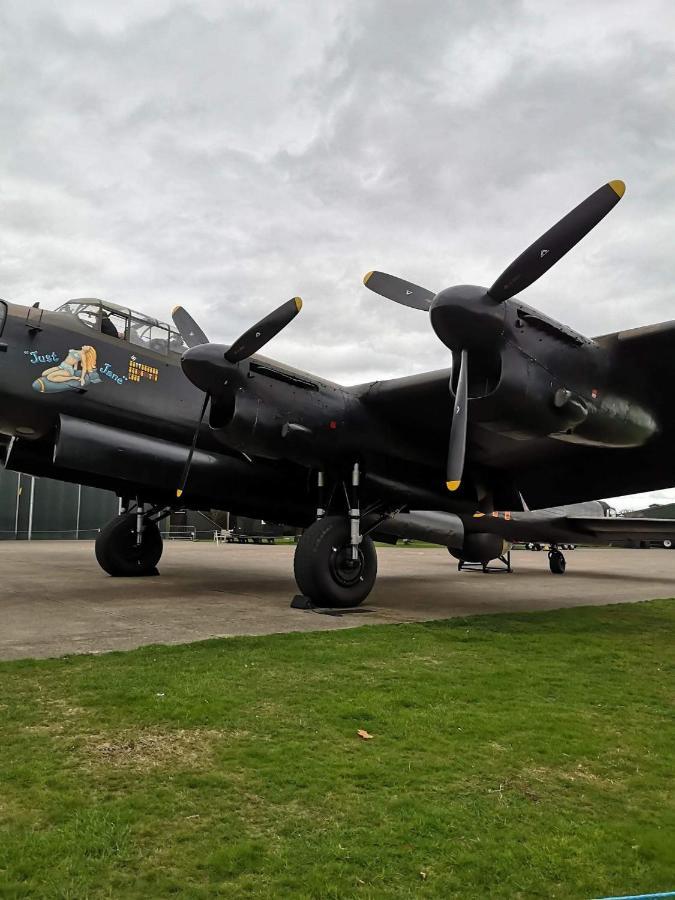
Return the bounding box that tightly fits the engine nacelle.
[209,388,350,466]
[210,392,285,460]
[208,381,440,469]
[5,414,310,520]
[466,344,657,449]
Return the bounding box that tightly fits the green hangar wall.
[0,468,282,541]
[0,468,119,540]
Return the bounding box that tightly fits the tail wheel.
[95,513,163,577]
[294,516,377,608]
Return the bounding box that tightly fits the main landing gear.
[293,463,379,608]
[294,516,377,607]
[95,502,170,577]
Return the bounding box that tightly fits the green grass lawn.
[1,601,674,899]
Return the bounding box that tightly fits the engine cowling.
[208,387,350,466]
[466,343,657,449]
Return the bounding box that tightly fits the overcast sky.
[1,0,674,509]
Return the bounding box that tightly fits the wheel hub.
[329,544,364,587]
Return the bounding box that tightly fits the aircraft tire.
[548,549,566,575]
[294,516,377,608]
[95,513,163,577]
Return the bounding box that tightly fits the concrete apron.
[1,542,674,660]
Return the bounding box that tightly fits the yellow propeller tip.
[293,297,303,311]
[363,271,374,285]
[171,305,182,315]
[446,480,461,492]
[609,179,625,198]
[176,489,183,498]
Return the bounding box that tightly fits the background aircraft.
[1,179,675,605]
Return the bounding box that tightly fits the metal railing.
[0,528,102,540]
[164,525,197,541]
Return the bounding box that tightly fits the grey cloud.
[1,0,674,506]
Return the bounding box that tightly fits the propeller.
[447,349,468,491]
[176,391,210,499]
[363,179,626,492]
[487,179,625,302]
[172,306,209,348]
[362,272,434,311]
[224,297,302,363]
[171,297,304,498]
[363,180,625,312]
[172,298,303,364]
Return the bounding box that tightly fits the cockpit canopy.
[55,298,187,356]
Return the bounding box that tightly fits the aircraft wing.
[353,361,675,509]
[567,516,675,540]
[567,516,675,541]
[463,507,675,544]
[372,503,675,548]
[595,319,675,368]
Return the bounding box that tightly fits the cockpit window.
[169,331,187,354]
[130,319,169,354]
[101,308,128,340]
[57,301,99,330]
[129,318,186,355]
[55,298,186,355]
[149,326,169,355]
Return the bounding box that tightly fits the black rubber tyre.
[294,516,377,608]
[95,513,163,577]
[548,549,566,575]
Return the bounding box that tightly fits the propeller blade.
[487,180,625,303]
[172,306,210,348]
[224,297,302,364]
[363,271,435,311]
[176,391,210,499]
[447,349,469,491]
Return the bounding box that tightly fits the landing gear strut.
[293,463,378,607]
[95,502,169,577]
[548,545,566,575]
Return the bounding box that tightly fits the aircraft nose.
[181,343,236,394]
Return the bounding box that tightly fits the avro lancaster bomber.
[1,179,675,606]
